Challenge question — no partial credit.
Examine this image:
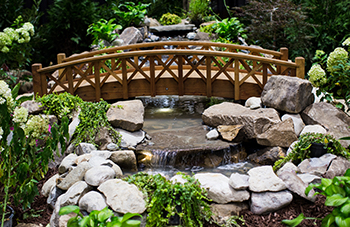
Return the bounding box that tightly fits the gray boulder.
[324,156,350,179]
[21,100,44,114]
[281,114,305,136]
[110,150,138,172]
[42,173,59,197]
[261,75,314,113]
[250,190,293,215]
[58,154,77,174]
[116,129,145,148]
[248,166,286,192]
[76,143,97,156]
[59,181,91,207]
[47,186,65,209]
[299,124,327,135]
[84,166,116,186]
[79,191,107,213]
[107,100,144,132]
[57,162,92,190]
[248,146,286,165]
[119,27,143,45]
[228,173,249,190]
[298,153,337,176]
[150,24,195,33]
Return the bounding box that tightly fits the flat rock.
[298,153,337,176]
[281,114,305,136]
[202,102,280,139]
[217,125,244,142]
[248,166,286,192]
[110,150,138,172]
[299,124,327,135]
[211,203,249,225]
[116,128,145,148]
[324,156,350,179]
[84,166,116,186]
[90,150,112,159]
[278,170,316,202]
[261,76,314,113]
[297,173,321,185]
[57,162,92,190]
[228,173,249,190]
[42,174,59,197]
[58,154,77,174]
[107,100,144,132]
[250,190,293,215]
[79,191,107,213]
[248,146,286,165]
[256,118,298,147]
[301,102,350,147]
[277,162,299,176]
[98,179,146,214]
[59,181,91,207]
[194,173,250,203]
[150,24,195,33]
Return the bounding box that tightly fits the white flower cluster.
[0,22,35,53]
[24,115,49,146]
[343,37,350,46]
[0,127,3,141]
[13,106,28,124]
[0,80,14,110]
[308,64,327,87]
[327,47,349,74]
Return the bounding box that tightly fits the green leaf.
[322,213,335,227]
[335,216,350,227]
[325,195,349,207]
[341,203,350,216]
[59,205,81,215]
[11,83,21,99]
[97,207,113,222]
[122,219,142,227]
[281,213,305,227]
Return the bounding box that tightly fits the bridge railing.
[32,42,304,102]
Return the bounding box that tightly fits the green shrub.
[113,2,150,28]
[199,23,215,34]
[159,13,182,25]
[87,18,122,46]
[188,0,209,25]
[212,18,247,42]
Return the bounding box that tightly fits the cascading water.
[135,95,256,177]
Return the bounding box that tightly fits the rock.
[281,114,305,136]
[194,173,250,203]
[211,203,249,225]
[276,162,299,176]
[286,141,298,156]
[59,213,76,227]
[47,186,65,209]
[42,174,59,197]
[298,153,337,176]
[206,129,219,140]
[79,191,107,213]
[150,35,159,42]
[58,154,77,174]
[149,18,161,27]
[202,102,280,139]
[50,195,62,227]
[217,125,244,142]
[75,154,92,165]
[76,143,97,155]
[21,100,44,114]
[57,162,92,190]
[94,127,113,150]
[59,181,91,207]
[111,39,124,46]
[245,97,261,109]
[119,27,143,45]
[299,124,327,135]
[110,150,138,171]
[186,32,196,40]
[250,190,293,215]
[170,174,188,184]
[88,156,109,167]
[68,110,80,142]
[90,150,112,159]
[297,173,321,185]
[98,179,146,214]
[324,156,350,179]
[256,118,298,147]
[278,171,316,202]
[228,173,249,190]
[116,129,145,148]
[84,166,116,186]
[301,102,350,147]
[248,166,286,192]
[248,147,286,165]
[107,100,144,132]
[261,75,314,113]
[194,32,211,41]
[150,24,196,33]
[106,142,119,151]
[16,224,43,227]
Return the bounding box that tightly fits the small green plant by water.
[113,2,150,28]
[87,18,122,46]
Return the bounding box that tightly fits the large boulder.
[281,114,305,136]
[79,191,108,213]
[261,76,314,113]
[248,166,286,192]
[301,102,350,147]
[116,129,145,148]
[298,153,337,176]
[202,102,280,140]
[119,27,143,46]
[84,166,116,187]
[110,150,138,172]
[59,181,91,207]
[57,162,92,190]
[21,100,44,114]
[250,190,293,215]
[325,156,350,179]
[248,147,286,165]
[256,118,298,147]
[107,100,144,132]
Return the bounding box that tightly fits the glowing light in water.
[157,108,173,113]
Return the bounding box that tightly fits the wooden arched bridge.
[32,41,305,102]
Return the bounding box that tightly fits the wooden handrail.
[39,49,297,74]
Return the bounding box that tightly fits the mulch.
[11,168,333,227]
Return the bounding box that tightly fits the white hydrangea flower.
[24,115,49,146]
[23,22,34,36]
[0,146,3,153]
[327,47,349,73]
[308,64,327,87]
[4,27,18,40]
[0,97,5,105]
[0,80,11,97]
[0,32,12,46]
[1,46,9,53]
[343,37,350,46]
[13,106,28,123]
[0,127,3,140]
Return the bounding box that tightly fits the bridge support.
[295,57,305,79]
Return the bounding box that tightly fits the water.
[135,95,256,178]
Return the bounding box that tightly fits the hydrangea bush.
[0,80,69,226]
[308,37,350,111]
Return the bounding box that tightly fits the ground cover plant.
[159,13,182,25]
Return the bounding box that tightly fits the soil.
[11,168,332,227]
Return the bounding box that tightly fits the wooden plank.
[234,59,240,100]
[122,59,128,99]
[57,53,66,81]
[94,61,101,101]
[67,66,74,95]
[295,57,305,78]
[32,63,43,97]
[206,56,211,97]
[279,47,288,74]
[263,64,268,86]
[150,56,156,97]
[178,55,184,96]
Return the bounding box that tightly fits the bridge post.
[122,59,128,99]
[178,55,184,96]
[206,56,212,97]
[234,59,240,100]
[279,47,288,74]
[295,57,305,79]
[57,53,66,81]
[32,63,44,98]
[94,62,101,101]
[150,56,156,97]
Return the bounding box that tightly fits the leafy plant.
[199,23,216,34]
[273,132,349,171]
[113,2,150,28]
[0,80,69,226]
[225,215,246,227]
[87,18,122,46]
[124,172,212,227]
[211,18,247,42]
[282,168,350,227]
[159,13,182,25]
[59,205,142,227]
[188,0,209,26]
